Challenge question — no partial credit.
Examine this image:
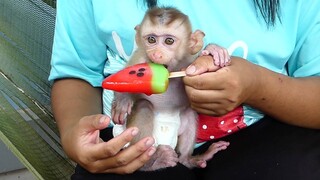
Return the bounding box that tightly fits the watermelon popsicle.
[102,63,186,95]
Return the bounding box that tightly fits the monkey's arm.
[112,92,134,124]
[200,44,230,67]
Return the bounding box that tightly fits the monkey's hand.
[112,92,134,124]
[181,141,229,168]
[201,44,230,67]
[140,145,179,171]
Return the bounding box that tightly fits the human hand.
[183,56,261,116]
[61,114,156,174]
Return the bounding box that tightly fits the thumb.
[186,55,220,76]
[80,114,111,131]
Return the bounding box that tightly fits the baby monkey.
[112,7,230,171]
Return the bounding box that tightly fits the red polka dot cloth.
[196,106,247,143]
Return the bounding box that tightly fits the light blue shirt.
[49,0,320,131]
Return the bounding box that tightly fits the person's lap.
[72,116,320,180]
[194,116,320,180]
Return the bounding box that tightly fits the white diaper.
[152,111,180,149]
[112,111,181,149]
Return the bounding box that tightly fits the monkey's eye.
[147,36,157,44]
[164,38,174,45]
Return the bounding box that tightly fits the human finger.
[89,127,140,160]
[94,137,156,174]
[103,147,156,174]
[184,85,224,103]
[76,115,111,145]
[190,102,233,116]
[185,56,220,76]
[183,72,227,92]
[78,114,111,133]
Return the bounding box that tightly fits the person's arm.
[49,0,156,174]
[51,79,103,136]
[51,78,156,174]
[246,60,320,128]
[183,57,320,129]
[184,1,320,129]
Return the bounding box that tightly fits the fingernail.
[148,147,156,156]
[99,116,107,124]
[145,138,154,147]
[131,128,139,136]
[186,65,196,75]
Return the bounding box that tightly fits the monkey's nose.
[152,52,163,61]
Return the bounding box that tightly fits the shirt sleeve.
[287,1,320,77]
[48,0,107,87]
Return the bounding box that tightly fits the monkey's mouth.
[163,64,174,71]
[151,62,172,71]
[163,64,177,72]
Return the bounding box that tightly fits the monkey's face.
[137,16,196,71]
[142,34,181,70]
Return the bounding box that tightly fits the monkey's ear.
[135,25,141,45]
[189,30,205,55]
[134,25,140,31]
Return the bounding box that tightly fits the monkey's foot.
[182,141,230,168]
[140,145,179,171]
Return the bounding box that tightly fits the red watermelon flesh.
[102,63,169,95]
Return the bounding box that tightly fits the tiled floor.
[0,169,35,180]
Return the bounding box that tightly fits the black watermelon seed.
[138,68,146,72]
[137,72,144,77]
[129,70,136,74]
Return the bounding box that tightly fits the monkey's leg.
[126,99,154,144]
[140,144,179,171]
[176,108,198,168]
[127,100,179,171]
[188,141,230,168]
[176,109,229,169]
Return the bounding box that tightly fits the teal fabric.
[49,0,320,86]
[49,0,320,132]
